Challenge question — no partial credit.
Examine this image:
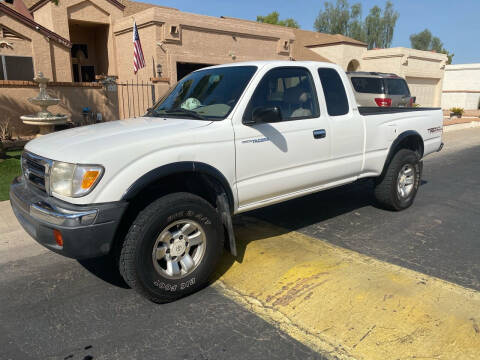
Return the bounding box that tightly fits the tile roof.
[294,29,367,47]
[291,42,332,63]
[28,0,125,12]
[118,0,177,16]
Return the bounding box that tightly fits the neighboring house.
[301,33,447,108]
[442,64,480,110]
[0,0,447,108]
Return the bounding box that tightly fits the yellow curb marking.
[213,217,480,360]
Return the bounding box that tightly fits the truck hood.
[25,117,212,163]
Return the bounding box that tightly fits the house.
[0,0,447,121]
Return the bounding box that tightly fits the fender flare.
[121,161,235,213]
[382,130,424,173]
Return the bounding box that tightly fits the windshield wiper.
[163,108,208,120]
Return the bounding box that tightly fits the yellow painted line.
[213,217,480,360]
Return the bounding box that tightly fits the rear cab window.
[318,68,349,116]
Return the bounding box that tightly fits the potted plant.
[450,107,464,119]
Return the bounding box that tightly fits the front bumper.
[10,176,128,259]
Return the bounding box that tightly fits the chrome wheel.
[397,164,415,199]
[152,219,206,279]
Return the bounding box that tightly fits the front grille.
[22,152,52,193]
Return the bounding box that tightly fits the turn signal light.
[375,98,392,107]
[81,170,101,189]
[53,229,63,247]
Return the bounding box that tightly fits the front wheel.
[374,149,422,211]
[119,192,224,303]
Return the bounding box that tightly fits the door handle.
[313,129,326,139]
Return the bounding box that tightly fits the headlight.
[50,161,104,197]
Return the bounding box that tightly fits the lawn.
[0,150,22,201]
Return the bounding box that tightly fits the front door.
[233,66,331,209]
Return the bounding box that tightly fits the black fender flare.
[382,130,424,174]
[121,161,235,213]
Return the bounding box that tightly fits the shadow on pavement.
[77,178,429,289]
[78,255,129,289]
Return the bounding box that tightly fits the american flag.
[133,21,145,74]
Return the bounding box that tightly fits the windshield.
[148,66,257,120]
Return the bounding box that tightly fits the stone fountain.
[21,72,68,135]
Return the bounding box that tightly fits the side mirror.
[250,106,282,124]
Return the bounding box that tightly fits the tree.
[314,0,351,36]
[410,29,454,64]
[256,11,300,28]
[348,3,366,42]
[314,0,399,49]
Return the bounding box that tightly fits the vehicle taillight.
[375,98,392,107]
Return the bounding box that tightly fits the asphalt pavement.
[252,128,480,291]
[1,128,479,360]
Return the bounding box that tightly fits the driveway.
[1,128,479,360]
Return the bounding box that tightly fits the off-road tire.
[119,192,224,303]
[374,149,422,211]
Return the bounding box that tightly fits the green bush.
[450,107,464,116]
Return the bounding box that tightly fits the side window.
[318,68,349,116]
[244,67,319,122]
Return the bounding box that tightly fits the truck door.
[233,66,332,208]
[317,67,364,180]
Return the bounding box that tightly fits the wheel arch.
[382,130,424,175]
[121,161,235,213]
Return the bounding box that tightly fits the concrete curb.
[443,121,480,132]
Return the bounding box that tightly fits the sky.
[149,0,479,64]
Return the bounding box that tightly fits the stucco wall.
[442,64,480,110]
[0,81,119,136]
[0,12,72,81]
[309,43,366,71]
[32,0,124,77]
[113,7,294,85]
[0,21,32,57]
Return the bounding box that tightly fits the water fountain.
[21,72,69,135]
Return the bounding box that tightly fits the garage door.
[406,77,439,107]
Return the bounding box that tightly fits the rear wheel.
[374,149,422,211]
[119,192,224,303]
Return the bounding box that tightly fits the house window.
[0,56,34,81]
[81,66,95,82]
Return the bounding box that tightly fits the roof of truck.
[197,60,339,71]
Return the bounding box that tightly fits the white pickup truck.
[10,61,443,302]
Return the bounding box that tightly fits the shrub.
[450,107,464,116]
[0,119,12,141]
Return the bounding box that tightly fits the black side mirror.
[248,106,282,125]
